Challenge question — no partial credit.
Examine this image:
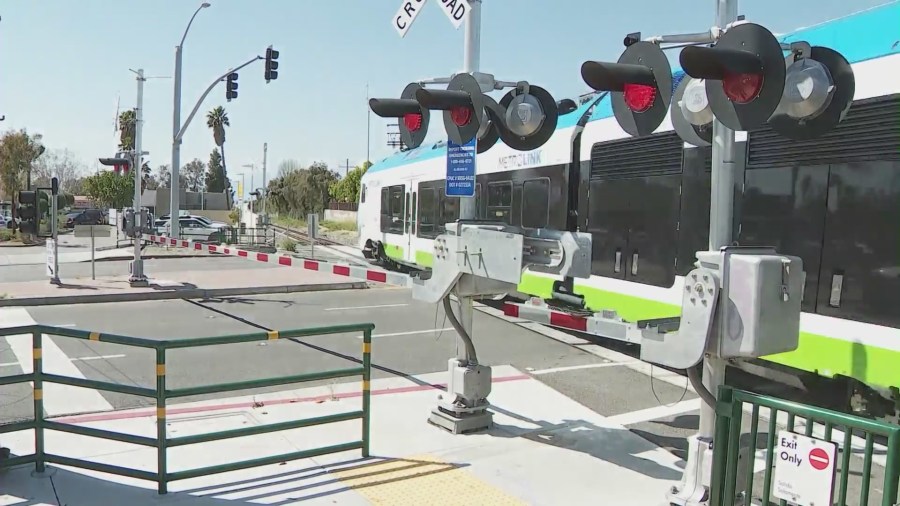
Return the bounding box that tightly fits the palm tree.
[206,106,230,176]
[117,109,136,152]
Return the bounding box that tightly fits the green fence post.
[709,385,732,506]
[362,328,372,458]
[156,347,168,494]
[32,329,45,473]
[884,431,900,506]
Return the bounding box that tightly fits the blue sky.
[0,0,889,195]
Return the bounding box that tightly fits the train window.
[521,178,550,229]
[360,184,366,204]
[440,186,460,226]
[816,160,900,327]
[739,165,828,313]
[487,181,512,223]
[418,187,438,237]
[380,184,405,234]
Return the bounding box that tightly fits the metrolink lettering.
[779,437,802,467]
[498,151,543,169]
[441,0,467,20]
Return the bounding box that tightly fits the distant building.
[140,189,231,217]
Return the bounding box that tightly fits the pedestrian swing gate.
[0,322,374,494]
[710,385,900,506]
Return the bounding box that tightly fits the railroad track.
[271,224,347,247]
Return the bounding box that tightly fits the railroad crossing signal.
[226,72,239,101]
[370,75,560,153]
[265,47,279,83]
[580,22,856,145]
[369,83,432,151]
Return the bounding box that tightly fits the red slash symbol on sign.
[809,447,830,470]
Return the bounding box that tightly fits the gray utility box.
[697,248,804,359]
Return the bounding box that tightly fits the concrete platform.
[0,267,367,307]
[0,366,683,505]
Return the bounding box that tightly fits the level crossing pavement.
[0,283,890,503]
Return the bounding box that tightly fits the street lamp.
[170,1,211,240]
[242,163,255,196]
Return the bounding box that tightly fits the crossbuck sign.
[393,0,472,38]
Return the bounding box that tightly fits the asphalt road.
[0,282,888,501]
[0,256,269,283]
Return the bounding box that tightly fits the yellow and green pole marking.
[362,328,372,458]
[156,347,167,494]
[32,330,44,473]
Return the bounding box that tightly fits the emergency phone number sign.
[446,137,476,197]
[772,430,837,506]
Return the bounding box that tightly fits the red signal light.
[450,106,473,127]
[623,83,657,113]
[403,113,423,132]
[722,72,764,104]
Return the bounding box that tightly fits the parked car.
[158,214,229,229]
[65,209,106,228]
[162,216,228,242]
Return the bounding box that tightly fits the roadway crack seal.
[0,281,368,307]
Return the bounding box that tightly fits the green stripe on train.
[383,244,404,260]
[516,272,899,390]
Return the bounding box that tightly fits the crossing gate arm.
[142,234,413,288]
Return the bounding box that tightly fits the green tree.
[0,129,45,208]
[266,161,339,218]
[206,106,230,175]
[82,170,134,209]
[118,109,136,152]
[206,149,227,192]
[329,161,371,203]
[182,159,207,192]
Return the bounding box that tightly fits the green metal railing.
[0,323,374,494]
[710,385,900,506]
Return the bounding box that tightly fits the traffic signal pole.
[130,69,148,287]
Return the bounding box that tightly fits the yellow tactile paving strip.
[331,453,528,505]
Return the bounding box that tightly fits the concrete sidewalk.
[0,365,683,505]
[0,267,368,307]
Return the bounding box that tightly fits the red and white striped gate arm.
[503,299,642,343]
[142,234,413,288]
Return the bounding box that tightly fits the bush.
[0,228,15,242]
[279,237,298,253]
[274,215,306,229]
[320,220,357,232]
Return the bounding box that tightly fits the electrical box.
[696,248,804,359]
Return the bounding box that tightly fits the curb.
[0,281,368,307]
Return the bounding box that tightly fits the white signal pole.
[130,68,148,287]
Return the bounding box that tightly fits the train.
[356,2,900,422]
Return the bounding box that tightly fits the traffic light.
[16,190,37,234]
[265,47,279,83]
[99,156,133,175]
[226,72,239,101]
[581,40,673,137]
[369,82,431,150]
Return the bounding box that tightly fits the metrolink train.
[357,3,900,421]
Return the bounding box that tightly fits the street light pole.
[261,143,268,223]
[131,69,148,286]
[171,2,211,241]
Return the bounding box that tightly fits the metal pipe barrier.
[0,322,374,494]
[710,385,900,506]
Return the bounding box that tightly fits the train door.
[404,185,417,264]
[586,132,683,287]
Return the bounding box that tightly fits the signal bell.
[581,41,672,137]
[769,46,855,140]
[369,83,431,150]
[494,82,559,151]
[679,22,785,132]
